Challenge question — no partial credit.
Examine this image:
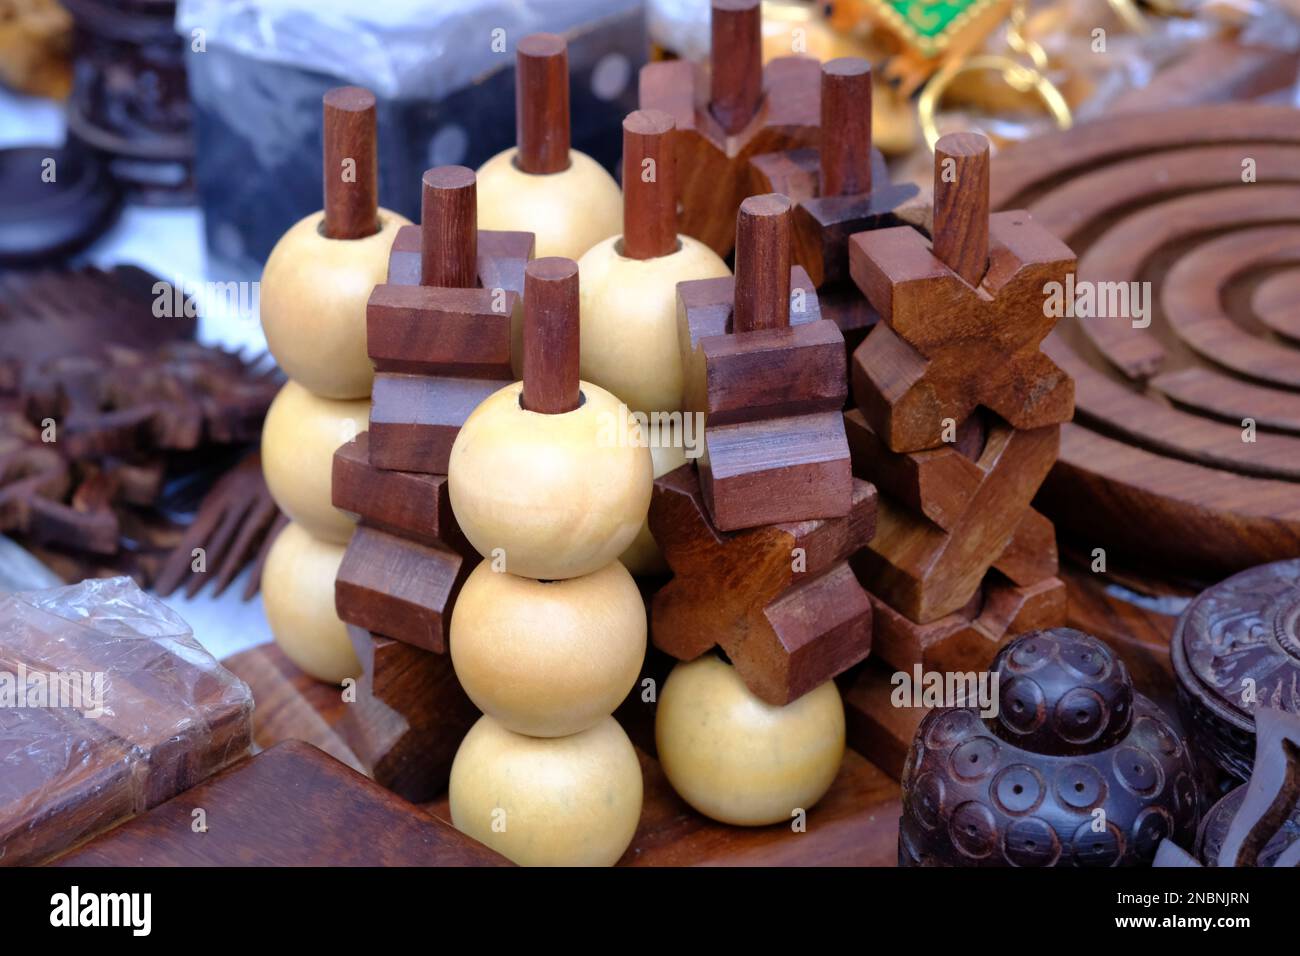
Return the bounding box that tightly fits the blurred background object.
[0,0,72,99]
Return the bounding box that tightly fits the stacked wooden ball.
[258,87,410,684]
[446,258,652,867]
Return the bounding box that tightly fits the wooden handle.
[820,58,872,198]
[932,132,990,287]
[420,166,477,289]
[516,34,571,175]
[323,87,380,240]
[621,110,677,260]
[522,257,581,414]
[709,0,762,136]
[733,194,792,333]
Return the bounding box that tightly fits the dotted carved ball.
[899,628,1200,867]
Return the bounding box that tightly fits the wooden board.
[992,105,1300,579]
[54,741,510,866]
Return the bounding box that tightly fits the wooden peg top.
[419,166,478,289]
[820,58,873,198]
[621,110,678,260]
[733,194,792,334]
[516,33,571,175]
[322,86,380,240]
[932,132,990,287]
[709,0,763,136]
[522,257,581,414]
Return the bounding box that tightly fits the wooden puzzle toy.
[655,654,845,826]
[900,628,1200,866]
[677,194,853,531]
[639,0,820,257]
[475,34,622,260]
[259,88,411,400]
[992,104,1300,578]
[649,463,875,705]
[445,256,650,866]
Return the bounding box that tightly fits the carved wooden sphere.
[448,714,642,867]
[450,560,646,737]
[576,235,730,415]
[900,628,1200,867]
[447,380,652,580]
[475,148,622,260]
[260,209,411,399]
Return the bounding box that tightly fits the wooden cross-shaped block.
[367,168,532,474]
[849,133,1075,453]
[677,194,853,531]
[638,0,819,258]
[649,463,877,705]
[845,409,1061,623]
[335,627,480,802]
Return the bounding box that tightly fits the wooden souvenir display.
[1172,558,1300,785]
[474,34,622,260]
[638,0,821,257]
[367,166,531,475]
[445,257,651,866]
[851,133,1075,454]
[748,58,919,291]
[649,463,875,705]
[1155,706,1300,868]
[56,741,510,866]
[899,628,1201,867]
[678,194,853,531]
[991,105,1300,578]
[333,628,480,803]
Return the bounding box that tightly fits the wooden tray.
[992,105,1300,581]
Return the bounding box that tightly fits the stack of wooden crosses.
[840,133,1077,773]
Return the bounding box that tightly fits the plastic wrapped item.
[177,0,646,278]
[0,576,252,865]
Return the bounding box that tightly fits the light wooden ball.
[261,521,360,685]
[475,148,622,260]
[451,560,645,737]
[260,209,410,399]
[449,714,642,866]
[619,442,687,577]
[448,381,652,580]
[577,235,730,415]
[655,656,845,826]
[261,380,369,545]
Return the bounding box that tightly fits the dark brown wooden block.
[55,741,510,866]
[334,524,472,654]
[649,463,875,705]
[679,196,852,531]
[331,431,469,552]
[365,284,515,377]
[638,1,820,257]
[335,628,480,803]
[842,659,929,781]
[851,419,1060,623]
[748,59,918,287]
[368,373,510,475]
[851,135,1074,453]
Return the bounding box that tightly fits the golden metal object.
[918,52,1073,150]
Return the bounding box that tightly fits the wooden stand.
[638,0,820,257]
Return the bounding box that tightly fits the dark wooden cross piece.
[638,0,820,257]
[850,133,1075,454]
[677,193,853,532]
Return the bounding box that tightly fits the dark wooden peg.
[516,33,571,175]
[621,110,678,260]
[420,166,478,289]
[322,86,380,240]
[522,257,581,414]
[733,193,793,333]
[709,0,763,135]
[932,132,990,288]
[820,58,873,198]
